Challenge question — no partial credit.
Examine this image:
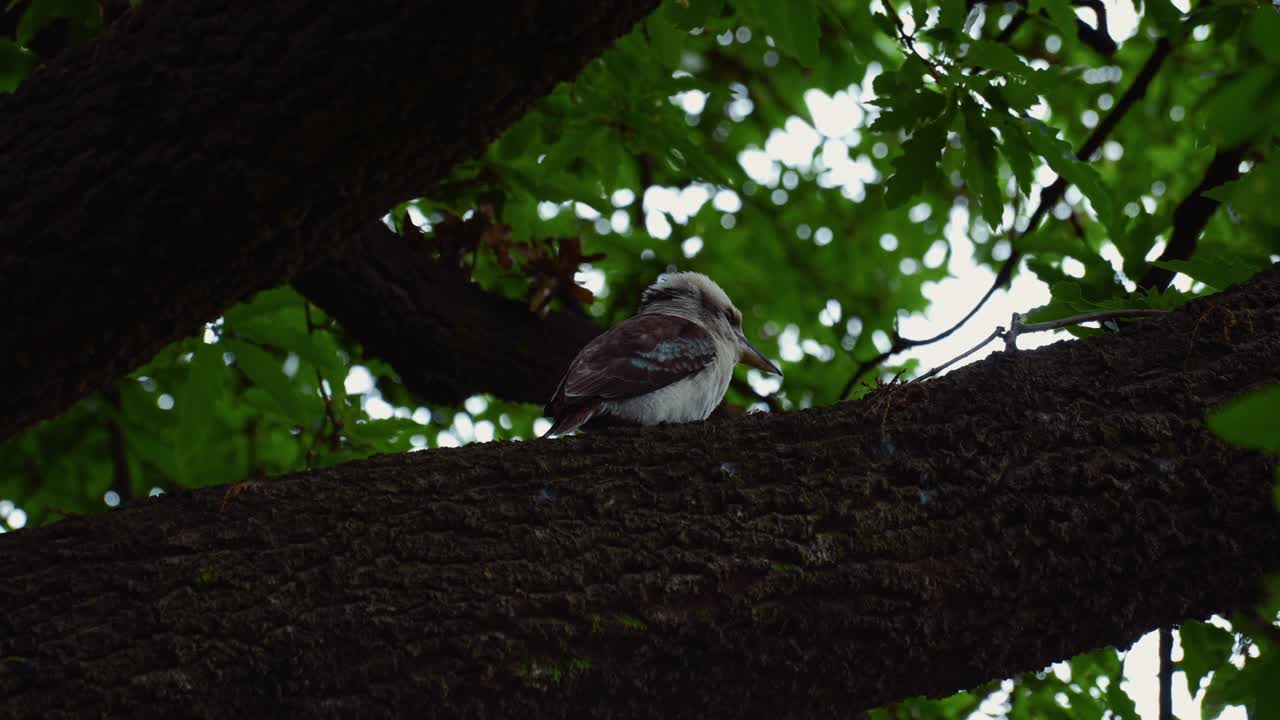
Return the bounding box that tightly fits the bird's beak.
[737,332,782,376]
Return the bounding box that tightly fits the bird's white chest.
[603,349,735,425]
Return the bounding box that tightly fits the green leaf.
[175,345,230,486]
[872,67,902,98]
[1248,6,1280,64]
[990,114,1036,196]
[1151,247,1268,291]
[345,418,422,451]
[16,0,101,45]
[1144,0,1186,40]
[965,40,1032,81]
[494,114,543,162]
[223,287,306,327]
[1203,65,1280,147]
[223,338,318,425]
[1203,651,1280,719]
[1208,383,1280,453]
[501,162,606,206]
[1029,0,1078,49]
[735,0,821,66]
[664,0,725,30]
[235,325,349,403]
[1025,279,1195,330]
[909,0,930,37]
[1018,118,1119,236]
[995,79,1040,112]
[1205,157,1280,227]
[884,118,949,207]
[626,110,737,186]
[645,13,686,69]
[1177,621,1235,693]
[870,89,948,132]
[0,40,37,94]
[936,0,970,35]
[959,98,1004,228]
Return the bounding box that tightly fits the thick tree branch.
[0,0,660,441]
[294,224,603,406]
[3,265,1279,718]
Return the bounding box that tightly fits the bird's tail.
[542,404,598,438]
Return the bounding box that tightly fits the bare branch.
[1004,308,1168,350]
[911,326,1006,384]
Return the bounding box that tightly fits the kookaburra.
[543,272,782,436]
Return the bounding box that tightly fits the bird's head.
[639,272,782,376]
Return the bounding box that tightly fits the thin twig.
[911,326,1006,383]
[304,301,342,464]
[105,388,133,504]
[879,0,949,80]
[633,152,654,233]
[838,255,1017,400]
[1158,627,1173,720]
[880,0,911,44]
[914,308,1167,380]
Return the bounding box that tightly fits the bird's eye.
[724,308,741,327]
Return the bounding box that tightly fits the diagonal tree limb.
[3,264,1279,718]
[974,0,1116,57]
[1138,145,1249,292]
[294,223,604,407]
[0,0,661,441]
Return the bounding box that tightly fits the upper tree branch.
[294,224,603,406]
[973,0,1117,57]
[3,265,1279,718]
[0,0,661,441]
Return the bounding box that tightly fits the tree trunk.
[294,223,602,407]
[0,0,659,441]
[3,267,1278,719]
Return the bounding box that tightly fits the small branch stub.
[1004,309,1170,352]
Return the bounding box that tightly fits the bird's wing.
[555,314,718,403]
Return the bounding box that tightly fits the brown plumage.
[542,272,781,437]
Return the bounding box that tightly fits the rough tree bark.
[3,266,1278,719]
[0,0,659,441]
[294,223,602,406]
